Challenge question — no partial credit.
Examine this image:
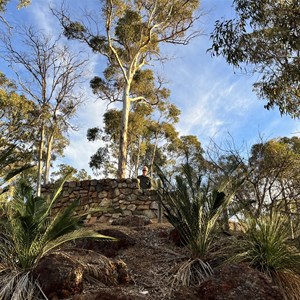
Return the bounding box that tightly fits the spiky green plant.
[230,213,300,300]
[158,164,240,287]
[0,178,113,300]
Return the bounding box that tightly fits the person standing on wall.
[137,166,152,189]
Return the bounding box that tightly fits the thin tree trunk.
[135,136,141,178]
[44,131,54,184]
[149,131,159,176]
[36,123,45,197]
[118,84,131,178]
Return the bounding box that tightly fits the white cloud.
[3,0,300,177]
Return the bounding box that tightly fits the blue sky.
[2,0,299,176]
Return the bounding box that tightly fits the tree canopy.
[55,0,201,178]
[209,0,300,118]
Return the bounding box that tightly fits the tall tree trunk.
[44,131,54,184]
[118,84,131,178]
[135,136,141,177]
[149,130,159,177]
[36,123,45,197]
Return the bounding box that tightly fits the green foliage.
[159,164,237,258]
[229,213,300,299]
[50,164,91,182]
[157,163,241,286]
[56,0,201,177]
[0,178,113,299]
[0,0,30,11]
[0,146,32,195]
[209,0,300,118]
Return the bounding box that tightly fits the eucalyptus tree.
[209,0,300,118]
[88,104,153,177]
[210,136,300,225]
[55,0,201,178]
[0,0,30,10]
[1,26,87,195]
[144,101,180,176]
[87,99,180,178]
[50,163,91,182]
[0,0,30,27]
[0,72,35,147]
[0,72,36,181]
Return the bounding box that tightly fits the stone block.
[90,191,98,198]
[127,204,136,211]
[81,180,90,187]
[98,191,108,198]
[150,201,158,210]
[130,194,137,201]
[137,204,149,210]
[143,209,157,219]
[100,198,112,207]
[111,180,118,188]
[111,188,120,198]
[96,185,104,192]
[123,210,132,216]
[119,194,125,200]
[90,180,98,186]
[62,191,69,197]
[134,189,143,196]
[120,203,127,210]
[68,181,76,188]
[98,215,110,223]
[112,213,121,219]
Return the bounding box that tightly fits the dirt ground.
[70,220,190,300]
[45,219,284,300]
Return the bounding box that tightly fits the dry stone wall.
[42,178,160,224]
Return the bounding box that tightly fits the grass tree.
[0,178,113,300]
[229,213,300,300]
[158,163,241,287]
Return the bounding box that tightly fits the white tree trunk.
[44,131,54,184]
[36,123,45,196]
[118,84,131,178]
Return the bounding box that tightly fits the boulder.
[195,263,283,300]
[33,253,84,299]
[73,287,147,300]
[111,215,152,227]
[75,229,136,258]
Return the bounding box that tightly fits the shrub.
[229,213,300,299]
[0,179,113,300]
[158,164,240,287]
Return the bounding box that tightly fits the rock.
[111,215,152,227]
[75,229,136,258]
[73,287,147,300]
[195,263,283,300]
[33,253,84,299]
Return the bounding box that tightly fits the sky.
[2,0,299,177]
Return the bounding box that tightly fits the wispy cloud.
[3,0,299,177]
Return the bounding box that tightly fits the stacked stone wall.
[42,178,159,223]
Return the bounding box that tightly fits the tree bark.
[36,123,45,197]
[44,131,54,184]
[118,84,131,178]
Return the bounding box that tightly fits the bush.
[0,179,113,300]
[157,164,240,286]
[229,213,300,299]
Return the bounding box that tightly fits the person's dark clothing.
[138,175,151,189]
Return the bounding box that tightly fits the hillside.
[34,217,285,300]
